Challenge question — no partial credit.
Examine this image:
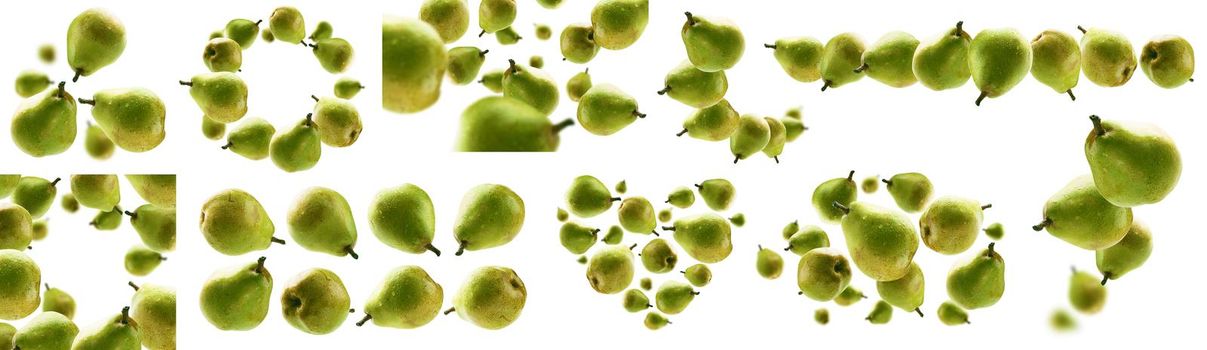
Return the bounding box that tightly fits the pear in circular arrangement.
[11,83,77,157]
[781,220,799,240]
[622,289,651,312]
[618,197,656,234]
[566,68,592,102]
[614,180,627,194]
[503,59,560,116]
[181,72,248,123]
[1050,308,1077,332]
[15,70,51,98]
[560,24,599,64]
[453,184,525,255]
[90,207,123,231]
[70,174,119,211]
[766,37,823,82]
[729,114,770,163]
[534,25,551,40]
[1068,269,1107,315]
[357,266,443,329]
[665,186,696,209]
[761,117,787,162]
[203,38,242,72]
[695,179,734,211]
[1079,27,1136,87]
[920,196,990,255]
[814,308,830,325]
[659,60,728,108]
[419,0,469,42]
[30,220,47,241]
[201,116,225,140]
[224,19,261,49]
[556,208,568,222]
[591,0,649,50]
[883,172,932,213]
[334,77,364,99]
[818,33,865,91]
[860,175,879,193]
[450,266,526,330]
[1085,115,1181,207]
[383,17,447,114]
[1030,30,1081,100]
[446,47,488,85]
[946,243,1005,309]
[223,118,275,160]
[856,31,919,87]
[67,8,125,81]
[1033,175,1132,250]
[983,222,1004,240]
[785,225,829,256]
[796,248,852,301]
[679,99,738,141]
[566,175,618,217]
[309,21,333,41]
[59,193,79,213]
[70,306,140,350]
[727,213,745,227]
[268,6,305,43]
[200,257,273,330]
[658,208,671,223]
[128,283,174,350]
[309,38,354,74]
[41,285,75,319]
[914,22,972,91]
[260,26,275,42]
[577,84,644,136]
[528,55,544,69]
[125,174,174,208]
[13,312,77,350]
[477,0,516,35]
[287,187,359,259]
[877,262,925,316]
[495,26,522,45]
[456,96,571,152]
[601,225,623,245]
[369,184,440,256]
[835,201,919,281]
[128,204,175,251]
[937,301,970,325]
[811,171,857,222]
[680,12,745,72]
[1140,35,1195,88]
[756,245,784,279]
[654,281,698,315]
[970,28,1032,106]
[124,245,166,276]
[0,203,33,250]
[665,213,733,263]
[280,268,351,335]
[559,222,598,255]
[200,189,279,256]
[79,88,167,152]
[834,285,866,306]
[682,263,712,287]
[270,117,322,172]
[12,177,59,219]
[0,250,40,320]
[311,96,362,147]
[644,312,670,330]
[866,300,893,324]
[1097,221,1152,284]
[640,238,678,273]
[586,246,635,294]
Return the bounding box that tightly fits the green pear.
[644,312,670,330]
[654,281,698,314]
[123,245,165,276]
[309,38,354,73]
[383,17,446,114]
[883,172,932,213]
[919,196,990,255]
[67,8,125,81]
[202,116,225,140]
[287,187,358,259]
[695,178,734,211]
[309,21,333,41]
[1033,175,1132,250]
[30,219,47,241]
[1085,115,1181,207]
[665,186,696,209]
[615,181,628,194]
[0,175,18,198]
[181,72,248,123]
[782,117,807,142]
[13,312,77,350]
[280,268,350,335]
[1050,308,1077,331]
[586,246,634,294]
[819,33,865,91]
[357,266,443,329]
[12,177,59,219]
[811,171,857,222]
[38,44,55,64]
[834,285,866,306]
[566,68,592,102]
[78,88,166,152]
[261,30,275,42]
[946,243,1005,309]
[785,225,829,256]
[419,0,469,42]
[90,207,123,231]
[913,21,971,91]
[640,238,678,273]
[622,289,651,312]
[856,31,919,87]
[682,263,711,287]
[861,175,879,193]
[270,117,322,172]
[566,175,618,217]
[495,26,522,45]
[15,70,52,97]
[200,257,272,331]
[756,245,784,279]
[560,23,599,63]
[766,37,823,82]
[200,189,280,255]
[877,262,925,316]
[503,59,560,116]
[665,213,732,263]
[450,266,526,329]
[1069,268,1107,314]
[658,60,727,108]
[477,0,516,34]
[202,38,242,72]
[534,25,552,40]
[983,222,1004,240]
[479,69,504,92]
[814,308,830,325]
[41,285,74,319]
[638,277,652,290]
[1079,26,1136,87]
[453,184,525,255]
[781,220,800,240]
[970,28,1032,105]
[0,203,33,250]
[728,213,745,227]
[1031,30,1081,100]
[761,117,787,162]
[224,19,260,49]
[590,0,649,50]
[127,283,173,350]
[222,118,275,160]
[446,47,488,85]
[796,248,852,301]
[937,301,970,325]
[866,300,893,324]
[456,96,571,152]
[59,194,79,213]
[1140,35,1195,88]
[679,99,738,141]
[268,6,305,43]
[124,175,175,208]
[368,184,440,256]
[69,175,119,211]
[730,114,770,163]
[528,55,544,68]
[559,222,598,254]
[70,306,140,350]
[310,96,361,147]
[835,201,919,281]
[0,250,40,320]
[334,77,364,99]
[11,83,77,157]
[1096,221,1152,284]
[680,12,744,72]
[658,208,672,222]
[536,0,562,8]
[601,225,623,245]
[618,197,656,234]
[0,323,13,350]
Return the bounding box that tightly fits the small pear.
[200,257,273,330]
[0,203,33,250]
[1079,27,1136,87]
[181,72,248,123]
[856,31,919,87]
[446,47,488,85]
[456,96,571,152]
[201,116,225,140]
[477,0,516,34]
[577,84,646,135]
[811,171,857,222]
[565,175,618,217]
[309,38,354,73]
[601,225,623,245]
[334,77,364,99]
[310,96,362,147]
[199,189,280,255]
[357,266,443,329]
[70,174,120,211]
[618,197,656,234]
[658,60,728,108]
[834,285,866,306]
[819,33,865,91]
[590,0,649,50]
[41,285,75,319]
[761,117,787,162]
[90,207,123,231]
[781,220,800,240]
[586,246,635,294]
[1085,115,1181,207]
[127,283,174,350]
[644,312,670,330]
[67,8,125,81]
[658,209,672,223]
[222,117,275,160]
[0,175,19,199]
[419,0,469,42]
[1140,35,1195,88]
[1033,175,1132,250]
[983,222,1004,240]
[12,177,60,219]
[665,186,696,209]
[1068,268,1107,314]
[913,22,971,91]
[287,187,359,259]
[123,245,166,276]
[450,266,526,329]
[640,238,678,273]
[566,68,592,102]
[560,24,599,63]
[814,308,830,325]
[919,196,990,255]
[479,69,505,92]
[756,245,784,279]
[268,6,305,43]
[682,264,712,287]
[269,116,322,172]
[535,24,552,40]
[536,0,562,9]
[730,114,770,163]
[368,184,440,256]
[782,116,807,142]
[30,219,47,241]
[262,30,274,42]
[1096,221,1152,284]
[13,312,78,349]
[202,38,242,72]
[680,12,745,72]
[452,184,525,255]
[665,213,732,263]
[860,175,879,193]
[785,225,829,256]
[38,44,55,64]
[883,172,933,213]
[654,281,698,314]
[937,301,970,325]
[0,250,40,320]
[503,59,560,116]
[559,222,598,255]
[1031,30,1081,100]
[946,243,1005,309]
[866,300,893,324]
[796,248,852,301]
[679,99,738,141]
[60,193,79,213]
[728,213,745,227]
[766,37,823,82]
[876,262,925,316]
[614,180,627,194]
[15,70,52,98]
[280,268,351,334]
[638,278,652,291]
[1050,309,1077,331]
[125,175,175,208]
[78,88,166,152]
[11,83,77,157]
[622,289,651,312]
[695,178,734,211]
[70,307,140,350]
[224,19,261,49]
[495,27,522,45]
[835,201,919,281]
[383,17,446,114]
[528,55,544,68]
[970,28,1032,105]
[126,204,176,252]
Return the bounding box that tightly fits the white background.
[2,0,1205,348]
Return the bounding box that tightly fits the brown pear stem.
[1077,25,1087,34]
[661,226,676,231]
[304,113,314,127]
[832,202,850,215]
[478,30,486,37]
[694,184,703,189]
[507,59,518,73]
[764,43,776,49]
[455,240,468,256]
[50,177,61,186]
[552,119,574,133]
[311,95,319,102]
[733,155,741,164]
[954,21,965,36]
[78,98,95,105]
[128,281,140,291]
[345,246,359,259]
[882,178,892,186]
[1032,218,1051,231]
[657,86,671,95]
[774,156,780,164]
[271,237,286,245]
[221,142,233,150]
[124,210,137,219]
[676,129,688,137]
[986,242,996,257]
[975,91,988,106]
[628,243,638,250]
[426,243,442,257]
[783,245,792,251]
[847,170,855,181]
[255,256,267,274]
[684,12,696,26]
[443,307,456,315]
[254,20,262,25]
[179,80,192,86]
[1101,272,1112,285]
[120,306,131,324]
[1066,89,1077,101]
[915,308,924,317]
[72,70,82,82]
[1089,115,1105,136]
[355,314,372,326]
[853,63,869,73]
[633,110,646,118]
[821,80,832,91]
[981,204,992,210]
[479,49,489,57]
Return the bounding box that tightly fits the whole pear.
[919,196,990,255]
[766,37,823,82]
[1079,27,1136,87]
[590,0,649,50]
[451,266,526,329]
[818,33,865,91]
[586,246,634,294]
[1031,30,1081,100]
[1033,175,1132,250]
[946,243,1005,309]
[835,201,919,281]
[1140,35,1195,88]
[970,28,1032,105]
[856,31,919,87]
[577,84,644,136]
[0,250,40,320]
[280,268,351,334]
[679,99,738,141]
[456,96,571,152]
[357,266,443,329]
[665,213,732,263]
[369,184,440,256]
[1085,115,1181,207]
[796,248,852,301]
[914,22,972,90]
[1096,221,1152,284]
[452,184,525,255]
[287,187,358,258]
[811,171,857,222]
[11,83,77,157]
[383,17,447,114]
[67,9,125,81]
[680,12,744,72]
[199,189,279,255]
[199,257,273,330]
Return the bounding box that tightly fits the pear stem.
[981,203,992,210]
[954,21,965,36]
[121,306,131,325]
[684,12,696,26]
[479,49,489,57]
[774,156,780,164]
[255,20,263,25]
[55,81,67,98]
[629,243,638,250]
[882,179,892,186]
[853,63,869,73]
[1066,89,1077,101]
[821,80,832,91]
[832,202,850,215]
[975,91,988,106]
[915,308,924,317]
[552,119,574,133]
[1032,218,1051,231]
[426,243,442,257]
[633,110,646,118]
[355,314,372,326]
[123,210,137,219]
[478,30,486,37]
[255,256,267,274]
[733,155,741,164]
[764,43,776,49]
[311,95,319,102]
[676,129,688,137]
[344,246,359,259]
[1089,115,1105,136]
[847,170,855,181]
[507,59,518,73]
[783,245,792,251]
[443,307,456,315]
[1077,25,1087,34]
[986,242,996,257]
[1101,272,1112,285]
[661,226,676,231]
[72,70,82,82]
[657,86,671,95]
[455,240,468,256]
[611,197,622,202]
[221,142,233,150]
[128,281,140,291]
[179,80,192,86]
[51,177,61,186]
[271,237,286,245]
[694,184,703,189]
[304,113,314,127]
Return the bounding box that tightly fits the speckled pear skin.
[1085,116,1181,207]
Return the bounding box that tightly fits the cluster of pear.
[768,22,1195,105]
[184,6,366,173]
[12,9,168,159]
[558,175,746,330]
[197,183,529,332]
[1,174,176,350]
